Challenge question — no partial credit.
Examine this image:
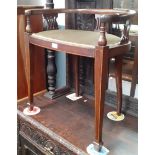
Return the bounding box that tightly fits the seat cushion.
[32,29,121,48]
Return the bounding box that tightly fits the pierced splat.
[43,14,58,30]
[120,20,131,44]
[95,16,101,30]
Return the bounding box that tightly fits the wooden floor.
[18,93,138,155]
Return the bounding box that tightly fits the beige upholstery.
[32,29,121,48]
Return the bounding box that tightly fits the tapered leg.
[130,43,138,97]
[106,59,110,90]
[94,46,109,151]
[73,55,79,97]
[25,33,34,111]
[115,55,123,115]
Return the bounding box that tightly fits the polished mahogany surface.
[18,94,138,155]
[17,6,46,99]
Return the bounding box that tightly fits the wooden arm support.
[25,8,135,18]
[25,8,136,46]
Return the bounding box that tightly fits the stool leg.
[106,59,110,90]
[94,46,108,151]
[25,34,34,111]
[73,55,79,97]
[115,55,123,115]
[130,43,138,97]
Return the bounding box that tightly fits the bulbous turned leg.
[46,50,57,98]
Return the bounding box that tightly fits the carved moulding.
[19,122,71,155]
[18,110,87,155]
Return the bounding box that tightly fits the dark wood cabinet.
[17,94,137,155]
[18,135,45,155]
[17,109,77,155]
[17,6,46,100]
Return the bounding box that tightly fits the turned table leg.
[46,50,57,98]
[94,46,109,151]
[115,55,123,115]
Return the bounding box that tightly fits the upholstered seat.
[32,29,121,49]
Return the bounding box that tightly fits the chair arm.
[25,8,136,21]
[25,8,136,46]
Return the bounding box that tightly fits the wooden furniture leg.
[73,55,79,97]
[46,50,57,97]
[94,46,109,151]
[79,57,86,94]
[106,59,110,90]
[130,40,138,97]
[25,34,34,111]
[44,0,58,99]
[115,55,123,115]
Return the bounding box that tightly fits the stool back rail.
[24,8,136,152]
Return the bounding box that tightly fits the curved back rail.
[25,8,136,46]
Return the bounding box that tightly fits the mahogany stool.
[24,8,136,153]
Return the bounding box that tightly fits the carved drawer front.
[20,135,45,155]
[18,120,74,155]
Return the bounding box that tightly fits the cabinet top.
[17,5,44,15]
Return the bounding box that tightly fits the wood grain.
[17,6,46,100]
[18,94,138,155]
